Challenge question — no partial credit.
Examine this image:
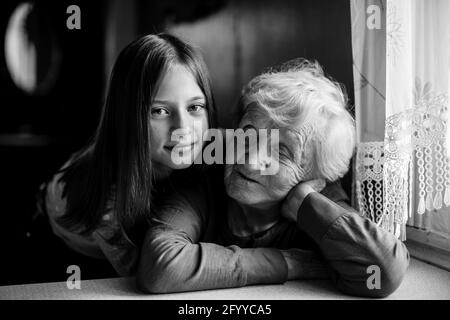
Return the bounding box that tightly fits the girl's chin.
[168,149,203,169]
[168,162,193,170]
[166,154,198,169]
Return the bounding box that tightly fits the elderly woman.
[136,59,410,298]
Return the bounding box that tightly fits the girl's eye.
[187,104,205,113]
[151,107,169,117]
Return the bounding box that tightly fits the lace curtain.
[351,0,450,240]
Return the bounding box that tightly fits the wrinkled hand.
[281,179,326,222]
[280,248,329,280]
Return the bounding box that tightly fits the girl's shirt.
[44,158,215,278]
[44,160,139,277]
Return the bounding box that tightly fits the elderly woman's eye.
[242,125,257,133]
[280,151,290,159]
[279,145,293,159]
[151,107,169,117]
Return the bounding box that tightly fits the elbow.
[136,252,182,294]
[136,241,191,294]
[360,243,410,298]
[136,266,161,294]
[136,274,171,294]
[369,245,410,298]
[136,260,179,294]
[335,243,410,298]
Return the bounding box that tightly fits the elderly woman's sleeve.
[136,201,288,294]
[297,192,410,298]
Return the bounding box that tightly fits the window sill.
[405,226,450,272]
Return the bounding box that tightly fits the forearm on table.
[136,227,288,294]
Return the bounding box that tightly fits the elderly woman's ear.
[281,179,327,222]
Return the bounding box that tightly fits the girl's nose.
[171,128,194,145]
[170,110,194,143]
[172,109,191,130]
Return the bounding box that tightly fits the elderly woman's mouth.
[235,169,260,184]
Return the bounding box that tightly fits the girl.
[41,33,216,277]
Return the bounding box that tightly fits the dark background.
[0,0,354,286]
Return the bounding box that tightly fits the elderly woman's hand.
[281,179,326,222]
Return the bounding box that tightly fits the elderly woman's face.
[224,105,309,207]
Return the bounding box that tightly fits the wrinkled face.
[150,64,208,171]
[224,105,310,207]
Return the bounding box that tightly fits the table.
[1,258,449,300]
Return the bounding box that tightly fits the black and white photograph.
[0,0,449,307]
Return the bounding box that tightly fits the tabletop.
[1,258,449,300]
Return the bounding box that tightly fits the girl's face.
[149,64,208,173]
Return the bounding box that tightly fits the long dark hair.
[57,33,216,244]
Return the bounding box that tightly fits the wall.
[106,0,355,127]
[164,0,355,127]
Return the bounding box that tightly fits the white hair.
[241,59,356,182]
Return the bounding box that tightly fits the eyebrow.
[152,96,206,104]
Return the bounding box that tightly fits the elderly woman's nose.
[244,144,269,172]
[246,146,259,170]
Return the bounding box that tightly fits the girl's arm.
[136,200,290,293]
